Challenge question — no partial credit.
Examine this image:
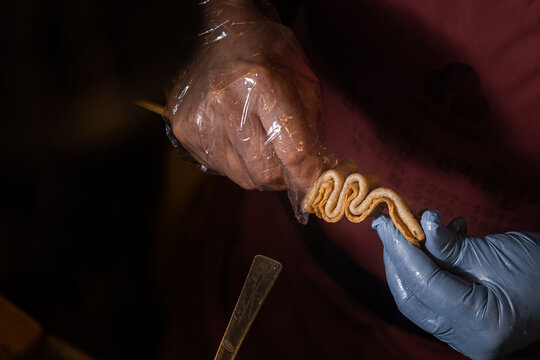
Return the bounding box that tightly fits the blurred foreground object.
[0,295,42,359]
[0,296,93,360]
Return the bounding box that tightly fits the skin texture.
[166,0,331,195]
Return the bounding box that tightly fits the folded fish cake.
[303,159,425,246]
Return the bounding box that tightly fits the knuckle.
[248,160,284,188]
[279,147,306,166]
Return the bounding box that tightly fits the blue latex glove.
[372,210,540,360]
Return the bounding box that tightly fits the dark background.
[1,1,193,358]
[1,0,197,358]
[0,1,300,358]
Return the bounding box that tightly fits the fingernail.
[371,215,386,229]
[421,210,442,231]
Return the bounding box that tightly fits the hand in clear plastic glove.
[166,0,332,206]
[372,210,540,360]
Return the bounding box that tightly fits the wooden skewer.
[134,99,165,116]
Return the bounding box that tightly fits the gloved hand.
[166,0,333,212]
[372,210,540,360]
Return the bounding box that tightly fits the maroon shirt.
[159,1,540,359]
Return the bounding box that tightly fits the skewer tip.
[134,99,165,116]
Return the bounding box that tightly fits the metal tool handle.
[214,255,282,360]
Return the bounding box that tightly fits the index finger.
[256,73,327,194]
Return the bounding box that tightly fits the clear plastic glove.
[372,210,540,360]
[166,0,333,218]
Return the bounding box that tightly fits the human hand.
[166,0,332,202]
[372,210,540,360]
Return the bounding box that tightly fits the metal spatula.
[214,255,282,360]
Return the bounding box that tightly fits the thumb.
[422,210,468,268]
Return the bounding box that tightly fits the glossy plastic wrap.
[165,0,335,222]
